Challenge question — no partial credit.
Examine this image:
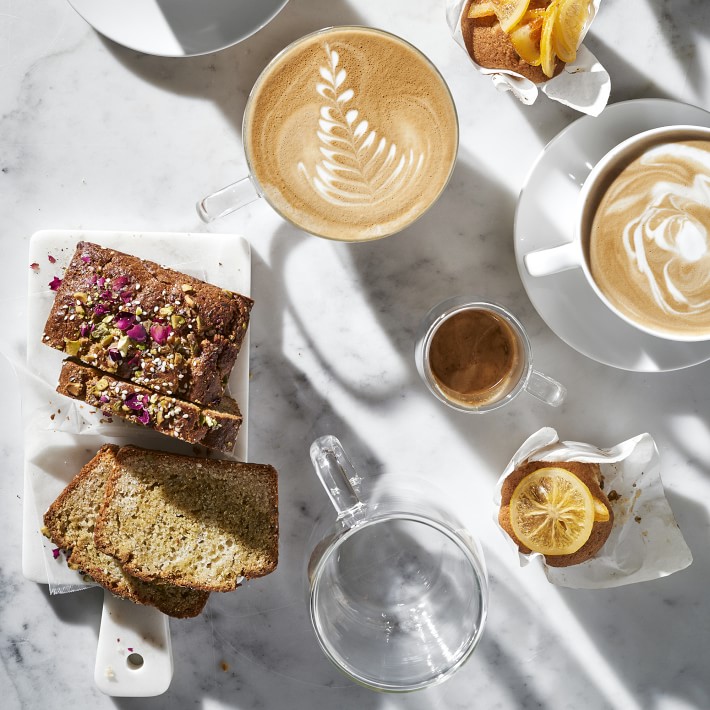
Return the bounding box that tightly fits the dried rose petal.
[108,348,122,363]
[120,291,133,303]
[149,323,172,345]
[48,254,56,264]
[125,393,143,411]
[97,276,105,288]
[115,317,133,331]
[80,323,93,338]
[93,304,108,316]
[81,254,91,263]
[138,409,150,425]
[125,355,141,370]
[49,276,62,291]
[126,323,147,342]
[113,275,129,289]
[99,394,109,404]
[52,548,61,560]
[30,262,40,272]
[100,290,112,300]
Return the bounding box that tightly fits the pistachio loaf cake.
[43,241,253,406]
[43,445,210,618]
[57,359,243,453]
[95,446,279,592]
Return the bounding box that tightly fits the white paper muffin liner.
[494,427,693,588]
[445,0,610,115]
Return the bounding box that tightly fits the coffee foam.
[590,139,710,337]
[245,28,458,241]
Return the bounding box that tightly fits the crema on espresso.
[590,139,710,338]
[244,27,458,241]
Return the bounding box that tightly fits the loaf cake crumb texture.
[43,445,209,618]
[95,446,279,592]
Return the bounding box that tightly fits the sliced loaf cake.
[43,445,210,618]
[95,446,279,592]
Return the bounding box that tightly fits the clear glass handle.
[197,175,261,223]
[310,435,367,528]
[525,369,566,407]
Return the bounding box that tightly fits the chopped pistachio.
[171,314,186,329]
[64,338,86,357]
[73,292,88,303]
[183,294,195,307]
[65,382,82,396]
[181,284,194,293]
[100,334,115,348]
[196,315,204,332]
[94,378,109,392]
[159,306,174,317]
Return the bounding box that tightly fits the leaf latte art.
[244,27,458,241]
[297,45,425,209]
[590,140,710,337]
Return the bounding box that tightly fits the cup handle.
[524,242,580,277]
[197,175,261,223]
[310,435,367,528]
[525,370,566,407]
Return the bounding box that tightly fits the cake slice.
[42,445,210,618]
[57,359,242,453]
[43,241,253,405]
[95,446,279,592]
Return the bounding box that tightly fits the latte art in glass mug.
[198,27,459,241]
[590,139,710,338]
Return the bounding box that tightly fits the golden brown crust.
[57,358,242,453]
[499,460,614,567]
[461,0,564,84]
[43,241,252,405]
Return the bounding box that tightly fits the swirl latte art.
[244,27,458,241]
[590,139,710,337]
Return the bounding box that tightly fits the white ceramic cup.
[524,124,710,342]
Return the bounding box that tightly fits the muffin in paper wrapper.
[445,0,610,115]
[494,427,692,588]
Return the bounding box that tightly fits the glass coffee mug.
[308,435,488,692]
[415,297,566,412]
[197,26,458,241]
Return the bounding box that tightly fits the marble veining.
[2,0,710,708]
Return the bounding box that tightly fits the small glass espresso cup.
[415,297,566,412]
[308,435,488,692]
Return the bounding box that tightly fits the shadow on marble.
[582,33,675,104]
[643,0,710,94]
[40,583,104,630]
[98,0,365,140]
[557,489,710,709]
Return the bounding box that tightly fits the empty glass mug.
[308,435,488,692]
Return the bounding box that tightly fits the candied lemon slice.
[554,0,593,62]
[593,497,610,522]
[509,9,545,66]
[468,1,497,18]
[491,0,531,32]
[540,0,559,78]
[509,466,596,555]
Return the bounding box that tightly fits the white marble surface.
[2,0,710,708]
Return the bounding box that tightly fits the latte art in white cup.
[590,139,710,338]
[243,27,458,241]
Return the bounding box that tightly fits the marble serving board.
[22,230,251,696]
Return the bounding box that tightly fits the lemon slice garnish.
[468,1,497,18]
[491,0,531,32]
[509,466,601,555]
[509,9,546,66]
[553,0,593,62]
[540,0,559,78]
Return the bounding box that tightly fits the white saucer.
[67,0,289,57]
[515,98,710,372]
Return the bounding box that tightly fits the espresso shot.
[416,299,566,412]
[428,308,524,407]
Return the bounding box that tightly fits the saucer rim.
[514,98,710,373]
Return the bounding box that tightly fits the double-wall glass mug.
[307,435,488,692]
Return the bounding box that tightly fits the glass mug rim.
[308,510,489,693]
[240,24,460,242]
[417,298,533,413]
